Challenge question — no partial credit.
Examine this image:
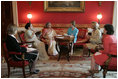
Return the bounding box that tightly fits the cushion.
[20,32,26,42]
[90,49,96,54]
[107,58,117,70]
[9,52,21,55]
[78,29,87,39]
[9,60,29,67]
[76,38,88,44]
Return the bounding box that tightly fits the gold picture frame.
[44,1,85,12]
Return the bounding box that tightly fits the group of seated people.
[5,20,117,74]
[24,20,79,58]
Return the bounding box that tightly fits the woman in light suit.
[83,22,102,56]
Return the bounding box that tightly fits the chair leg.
[91,72,94,78]
[22,67,26,78]
[88,49,90,57]
[66,52,70,62]
[57,52,61,61]
[7,65,10,78]
[103,69,107,78]
[29,64,31,74]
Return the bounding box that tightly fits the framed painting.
[44,1,85,12]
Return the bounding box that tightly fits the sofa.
[74,29,88,46]
[18,23,104,47]
[53,28,88,46]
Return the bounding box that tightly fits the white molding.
[112,1,117,36]
[12,1,19,26]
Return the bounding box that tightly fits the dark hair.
[71,20,76,27]
[25,23,31,29]
[44,22,51,28]
[104,24,114,35]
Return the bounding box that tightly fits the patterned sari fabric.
[42,28,58,55]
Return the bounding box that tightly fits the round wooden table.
[55,35,74,61]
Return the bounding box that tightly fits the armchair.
[3,43,31,78]
[74,29,88,46]
[100,43,117,78]
[18,31,34,44]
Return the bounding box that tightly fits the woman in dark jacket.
[6,24,39,74]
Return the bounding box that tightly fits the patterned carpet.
[1,48,117,78]
[29,56,92,78]
[1,56,91,78]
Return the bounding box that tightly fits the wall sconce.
[27,13,32,23]
[97,13,102,24]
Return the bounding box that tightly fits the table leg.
[57,43,61,61]
[67,42,74,61]
[57,51,61,61]
[56,43,60,53]
[70,42,74,55]
[67,51,70,61]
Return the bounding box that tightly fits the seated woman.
[91,24,117,72]
[67,20,79,55]
[83,22,102,56]
[6,24,39,74]
[41,22,58,56]
[24,23,49,61]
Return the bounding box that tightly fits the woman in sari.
[41,22,58,56]
[24,23,49,61]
